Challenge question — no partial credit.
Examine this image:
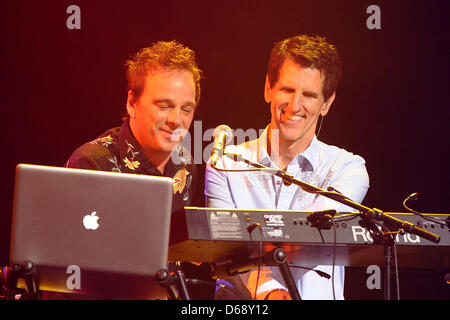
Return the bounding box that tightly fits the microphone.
[210,125,233,166]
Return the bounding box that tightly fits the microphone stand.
[156,268,191,300]
[219,152,441,300]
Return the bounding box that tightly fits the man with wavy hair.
[206,35,369,300]
[62,40,213,299]
[67,40,201,214]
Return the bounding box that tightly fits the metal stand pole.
[156,268,191,300]
[384,244,392,300]
[272,248,301,300]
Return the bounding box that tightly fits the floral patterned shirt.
[65,120,197,214]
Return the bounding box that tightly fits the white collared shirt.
[205,125,370,299]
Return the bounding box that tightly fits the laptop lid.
[9,163,173,299]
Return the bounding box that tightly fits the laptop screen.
[9,164,173,299]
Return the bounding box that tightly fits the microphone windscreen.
[213,125,233,144]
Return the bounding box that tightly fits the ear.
[126,90,136,119]
[264,74,271,103]
[320,91,336,117]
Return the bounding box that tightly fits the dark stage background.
[1,0,449,299]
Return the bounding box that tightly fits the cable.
[247,223,263,300]
[331,215,336,300]
[287,266,331,279]
[212,163,281,173]
[316,115,324,138]
[403,192,448,227]
[212,167,277,173]
[393,243,400,300]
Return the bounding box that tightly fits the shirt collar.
[118,120,191,176]
[117,121,155,174]
[299,135,320,172]
[256,124,320,171]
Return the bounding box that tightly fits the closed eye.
[154,99,174,109]
[303,91,319,99]
[280,86,295,93]
[181,105,194,113]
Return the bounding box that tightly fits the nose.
[288,91,304,114]
[167,108,182,128]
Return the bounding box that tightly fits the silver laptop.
[9,163,173,299]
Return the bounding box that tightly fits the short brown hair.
[267,35,342,101]
[125,40,202,105]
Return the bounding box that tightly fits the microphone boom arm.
[220,152,440,244]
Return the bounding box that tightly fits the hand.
[264,289,292,300]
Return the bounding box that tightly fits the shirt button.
[276,181,281,185]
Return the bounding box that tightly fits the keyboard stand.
[270,247,301,300]
[214,247,301,300]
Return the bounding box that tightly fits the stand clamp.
[156,268,191,300]
[1,261,39,300]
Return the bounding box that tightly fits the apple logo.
[82,211,99,230]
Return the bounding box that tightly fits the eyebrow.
[280,86,320,98]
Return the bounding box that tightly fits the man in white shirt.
[205,35,369,299]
